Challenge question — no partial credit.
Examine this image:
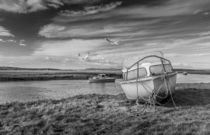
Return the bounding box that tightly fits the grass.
[1,83,210,134]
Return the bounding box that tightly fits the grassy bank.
[1,84,210,135]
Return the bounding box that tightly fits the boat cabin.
[98,74,106,78]
[122,62,173,81]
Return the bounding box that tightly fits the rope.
[136,71,177,110]
[136,64,140,105]
[126,61,177,113]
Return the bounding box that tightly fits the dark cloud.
[49,0,169,8]
[0,0,171,14]
[99,0,169,7]
[0,0,122,41]
[0,10,57,39]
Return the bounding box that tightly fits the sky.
[0,0,210,69]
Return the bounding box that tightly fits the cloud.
[0,26,14,37]
[38,24,66,38]
[198,31,210,36]
[0,0,107,13]
[40,0,210,40]
[38,19,153,39]
[19,43,26,46]
[0,0,100,13]
[113,0,210,17]
[33,39,106,57]
[26,0,47,12]
[59,1,122,17]
[0,0,47,13]
[7,39,16,43]
[0,0,209,16]
[1,0,210,69]
[19,39,26,46]
[44,0,64,8]
[39,24,107,38]
[0,38,5,42]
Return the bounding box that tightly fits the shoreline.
[1,85,210,134]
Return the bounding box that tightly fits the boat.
[120,55,177,103]
[89,74,115,83]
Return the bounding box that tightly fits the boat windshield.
[126,68,147,80]
[150,64,173,75]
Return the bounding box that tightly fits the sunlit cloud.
[33,39,106,57]
[0,26,14,37]
[38,19,153,39]
[0,0,120,14]
[7,39,16,43]
[0,0,47,13]
[19,39,26,46]
[59,1,122,17]
[0,38,5,42]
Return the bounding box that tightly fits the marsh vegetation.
[0,83,210,134]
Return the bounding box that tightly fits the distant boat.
[89,74,115,83]
[120,55,177,103]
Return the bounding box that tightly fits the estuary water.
[0,80,123,104]
[0,74,210,104]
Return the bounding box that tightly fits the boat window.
[127,68,147,80]
[101,74,105,77]
[150,64,173,75]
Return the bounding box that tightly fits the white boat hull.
[120,73,177,102]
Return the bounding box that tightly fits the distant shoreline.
[0,69,122,81]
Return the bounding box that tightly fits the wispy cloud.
[38,24,66,38]
[59,2,122,17]
[0,26,14,37]
[38,18,155,39]
[33,39,106,57]
[0,0,121,14]
[0,0,47,13]
[0,38,5,42]
[198,31,210,37]
[19,39,26,46]
[113,0,210,18]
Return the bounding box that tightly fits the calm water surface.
[0,80,123,104]
[177,74,210,83]
[1,74,210,104]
